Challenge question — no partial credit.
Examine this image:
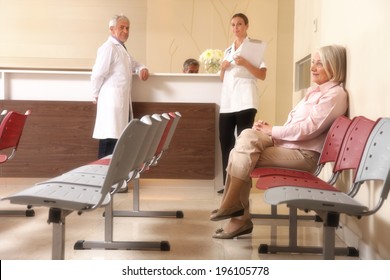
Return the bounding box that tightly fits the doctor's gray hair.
[109,14,129,28]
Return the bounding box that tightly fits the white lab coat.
[220,37,266,114]
[91,36,145,139]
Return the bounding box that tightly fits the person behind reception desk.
[91,14,149,159]
[182,58,200,73]
[218,13,267,194]
[211,45,348,239]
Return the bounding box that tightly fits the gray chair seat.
[5,181,110,211]
[265,186,368,216]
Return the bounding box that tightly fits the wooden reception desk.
[0,70,222,182]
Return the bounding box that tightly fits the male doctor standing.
[91,14,149,159]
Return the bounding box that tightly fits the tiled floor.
[0,178,358,260]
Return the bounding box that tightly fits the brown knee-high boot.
[210,174,231,216]
[210,176,248,221]
[222,176,252,212]
[211,180,252,238]
[220,173,231,204]
[238,178,252,220]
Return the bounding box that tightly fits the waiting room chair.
[256,116,376,257]
[0,109,34,217]
[256,116,377,258]
[263,117,390,259]
[2,116,170,259]
[250,115,352,220]
[38,114,176,252]
[50,112,183,223]
[113,112,184,219]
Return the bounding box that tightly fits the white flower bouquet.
[199,49,224,74]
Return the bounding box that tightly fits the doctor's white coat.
[91,36,145,139]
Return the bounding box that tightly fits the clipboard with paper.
[238,39,266,67]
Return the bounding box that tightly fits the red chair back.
[0,110,30,151]
[317,115,352,166]
[333,116,377,175]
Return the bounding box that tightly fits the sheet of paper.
[238,39,266,67]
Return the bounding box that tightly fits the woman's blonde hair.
[318,45,347,83]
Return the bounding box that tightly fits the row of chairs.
[2,109,388,260]
[250,115,390,259]
[251,115,372,256]
[112,112,184,219]
[2,112,182,259]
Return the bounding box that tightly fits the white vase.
[205,63,220,74]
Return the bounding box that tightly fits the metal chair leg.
[112,177,184,219]
[74,198,171,251]
[258,207,359,259]
[48,208,72,260]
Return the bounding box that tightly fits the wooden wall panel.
[133,102,215,179]
[0,100,98,178]
[0,101,215,179]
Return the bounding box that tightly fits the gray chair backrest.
[163,112,181,152]
[354,117,390,213]
[140,114,166,164]
[146,113,169,162]
[100,118,151,199]
[132,115,159,169]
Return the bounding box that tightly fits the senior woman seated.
[211,44,349,239]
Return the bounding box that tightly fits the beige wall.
[0,0,147,69]
[295,0,390,259]
[0,0,294,124]
[275,0,294,124]
[146,0,285,123]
